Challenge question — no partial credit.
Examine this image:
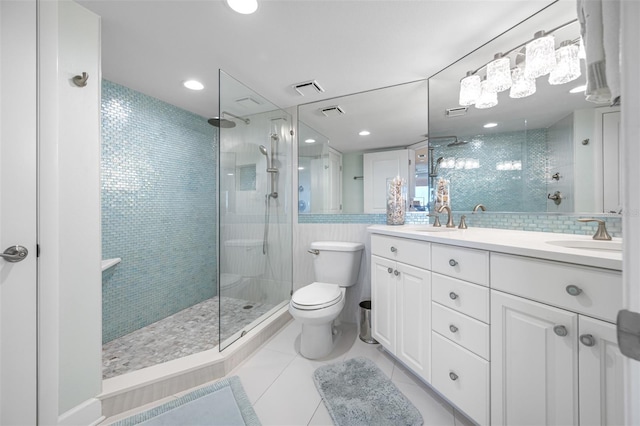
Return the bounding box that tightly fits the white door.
[491,291,579,426]
[0,0,38,424]
[363,149,409,213]
[326,147,342,213]
[371,255,396,350]
[396,262,430,381]
[578,316,625,426]
[601,110,621,213]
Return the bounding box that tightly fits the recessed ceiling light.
[359,130,371,136]
[298,166,305,170]
[483,122,498,128]
[570,84,587,94]
[183,80,204,91]
[226,0,258,14]
[227,173,234,176]
[304,138,316,144]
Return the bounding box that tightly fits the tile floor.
[102,320,476,425]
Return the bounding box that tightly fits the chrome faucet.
[472,204,486,213]
[437,205,456,228]
[577,218,612,240]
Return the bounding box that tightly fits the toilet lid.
[291,282,342,310]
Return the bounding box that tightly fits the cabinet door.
[491,291,579,426]
[371,255,396,350]
[578,316,625,426]
[396,263,431,381]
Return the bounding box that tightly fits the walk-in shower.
[100,71,293,381]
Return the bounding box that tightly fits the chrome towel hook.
[72,72,89,87]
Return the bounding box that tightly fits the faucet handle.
[458,215,467,229]
[577,218,612,240]
[428,213,441,227]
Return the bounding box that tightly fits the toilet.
[220,239,265,298]
[289,241,364,359]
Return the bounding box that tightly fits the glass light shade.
[226,0,258,14]
[509,66,536,98]
[578,36,586,59]
[487,55,512,92]
[475,79,498,109]
[524,33,556,79]
[458,73,481,106]
[548,42,581,85]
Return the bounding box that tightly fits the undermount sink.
[409,226,458,233]
[546,240,622,252]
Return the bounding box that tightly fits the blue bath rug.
[313,356,423,426]
[112,376,261,426]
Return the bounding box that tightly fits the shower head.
[208,117,236,128]
[259,145,269,156]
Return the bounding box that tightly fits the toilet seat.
[291,282,342,311]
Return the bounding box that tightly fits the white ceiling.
[78,0,559,120]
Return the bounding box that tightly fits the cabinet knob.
[449,325,458,333]
[393,270,400,276]
[449,292,458,300]
[449,372,459,381]
[390,246,397,253]
[449,259,458,267]
[565,285,583,296]
[580,334,596,347]
[387,267,393,274]
[553,325,568,337]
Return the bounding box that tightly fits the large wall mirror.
[428,1,620,214]
[298,80,428,214]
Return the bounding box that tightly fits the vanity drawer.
[491,253,622,323]
[432,273,489,323]
[432,332,490,426]
[432,302,489,360]
[431,244,489,286]
[371,234,430,269]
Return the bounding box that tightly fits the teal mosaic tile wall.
[101,80,218,343]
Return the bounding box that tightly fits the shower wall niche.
[101,80,217,343]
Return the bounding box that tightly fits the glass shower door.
[218,70,293,350]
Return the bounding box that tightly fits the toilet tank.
[223,239,265,277]
[310,241,364,287]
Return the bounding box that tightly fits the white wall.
[342,152,364,213]
[39,1,103,423]
[573,108,597,212]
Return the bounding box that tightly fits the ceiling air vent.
[445,106,469,118]
[319,105,345,117]
[235,96,262,108]
[293,80,325,96]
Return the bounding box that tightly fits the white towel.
[577,0,621,105]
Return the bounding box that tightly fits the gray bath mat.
[313,357,423,426]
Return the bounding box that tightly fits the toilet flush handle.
[307,249,320,255]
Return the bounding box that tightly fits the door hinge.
[618,309,640,361]
[36,244,40,257]
[290,129,294,136]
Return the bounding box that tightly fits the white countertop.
[367,225,622,271]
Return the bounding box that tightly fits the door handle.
[1,245,28,263]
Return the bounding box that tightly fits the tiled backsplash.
[299,212,622,238]
[101,80,218,343]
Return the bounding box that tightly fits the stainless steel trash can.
[359,300,378,344]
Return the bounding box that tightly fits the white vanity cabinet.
[371,234,431,381]
[490,253,624,426]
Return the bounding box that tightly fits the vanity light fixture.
[483,122,498,128]
[474,78,498,109]
[304,138,316,144]
[459,72,481,106]
[525,31,557,79]
[358,130,371,136]
[549,41,581,85]
[487,53,512,92]
[183,80,204,91]
[570,84,587,94]
[226,0,258,14]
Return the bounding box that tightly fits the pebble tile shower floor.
[102,296,274,378]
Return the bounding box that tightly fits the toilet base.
[300,322,341,359]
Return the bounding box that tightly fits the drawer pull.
[449,325,458,333]
[449,259,458,267]
[390,246,397,253]
[387,267,393,274]
[553,325,568,337]
[580,334,596,347]
[449,292,458,300]
[449,372,459,381]
[393,270,400,276]
[565,285,583,296]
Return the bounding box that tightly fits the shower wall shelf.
[101,258,121,272]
